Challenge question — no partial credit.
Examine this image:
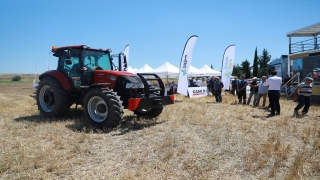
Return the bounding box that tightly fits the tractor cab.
[54,45,113,87]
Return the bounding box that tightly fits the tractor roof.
[52,45,111,53]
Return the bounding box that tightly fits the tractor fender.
[39,70,73,91]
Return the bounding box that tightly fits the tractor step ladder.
[285,72,313,99]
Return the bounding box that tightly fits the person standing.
[169,81,177,94]
[230,76,239,96]
[200,78,207,87]
[237,75,248,104]
[195,77,201,87]
[293,77,313,117]
[263,70,282,117]
[255,76,268,107]
[214,77,224,102]
[247,77,259,105]
[206,77,210,95]
[189,77,195,87]
[208,76,216,96]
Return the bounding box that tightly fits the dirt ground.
[0,74,319,179]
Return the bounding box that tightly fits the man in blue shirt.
[255,76,268,107]
[237,75,248,104]
[169,81,177,94]
[214,77,224,102]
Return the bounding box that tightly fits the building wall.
[291,55,320,102]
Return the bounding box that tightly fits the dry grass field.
[0,74,320,179]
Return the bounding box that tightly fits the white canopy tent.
[149,61,179,78]
[188,65,205,77]
[135,64,154,73]
[199,64,221,77]
[127,66,137,73]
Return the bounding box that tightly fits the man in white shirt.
[195,77,201,87]
[263,70,282,117]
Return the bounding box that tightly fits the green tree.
[210,64,214,69]
[252,47,259,77]
[258,48,271,77]
[240,60,252,78]
[232,64,242,78]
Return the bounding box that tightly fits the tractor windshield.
[82,50,112,71]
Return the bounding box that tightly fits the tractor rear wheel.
[134,106,163,119]
[83,88,123,128]
[36,77,70,117]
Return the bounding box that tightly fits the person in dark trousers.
[208,76,216,96]
[189,77,196,87]
[247,77,259,105]
[237,75,248,104]
[214,77,224,102]
[293,77,313,117]
[230,76,239,96]
[263,70,282,117]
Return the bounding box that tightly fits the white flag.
[221,45,235,90]
[123,45,129,71]
[177,35,198,96]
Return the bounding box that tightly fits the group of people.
[230,71,314,117]
[188,77,207,87]
[167,71,314,117]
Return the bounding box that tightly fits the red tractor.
[35,45,174,127]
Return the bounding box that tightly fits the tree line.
[232,47,271,78]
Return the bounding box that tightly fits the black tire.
[36,77,70,117]
[83,88,123,128]
[134,106,163,119]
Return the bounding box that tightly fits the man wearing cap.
[237,75,248,104]
[214,77,224,102]
[247,77,259,105]
[263,70,282,117]
[293,77,314,117]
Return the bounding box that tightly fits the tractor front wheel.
[134,106,163,119]
[83,88,123,128]
[36,77,70,117]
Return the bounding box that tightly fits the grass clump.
[11,75,21,81]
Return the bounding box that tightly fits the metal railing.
[289,37,319,54]
[284,72,313,99]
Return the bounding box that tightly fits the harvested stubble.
[0,75,320,179]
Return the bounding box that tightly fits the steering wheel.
[96,66,103,70]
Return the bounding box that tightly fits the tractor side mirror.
[64,50,71,59]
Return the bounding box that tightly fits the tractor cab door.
[58,50,82,87]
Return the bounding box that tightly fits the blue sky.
[0,0,319,74]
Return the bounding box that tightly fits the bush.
[12,75,21,81]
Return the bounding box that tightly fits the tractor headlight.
[126,83,144,89]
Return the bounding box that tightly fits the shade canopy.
[149,61,179,78]
[188,65,205,77]
[135,64,154,73]
[199,64,221,77]
[127,66,137,73]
